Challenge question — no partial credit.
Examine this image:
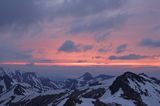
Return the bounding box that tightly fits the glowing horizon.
[0,61,160,67]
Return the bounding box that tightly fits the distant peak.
[81,72,93,81]
[83,72,92,76]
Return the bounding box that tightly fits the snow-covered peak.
[101,71,160,106]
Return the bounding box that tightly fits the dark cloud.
[69,14,129,34]
[58,40,79,52]
[109,54,148,60]
[58,40,93,53]
[116,44,127,54]
[139,38,160,48]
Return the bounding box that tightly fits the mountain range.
[0,67,160,106]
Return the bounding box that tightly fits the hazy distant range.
[0,64,160,80]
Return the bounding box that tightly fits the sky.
[0,0,160,66]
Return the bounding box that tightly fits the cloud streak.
[109,54,148,60]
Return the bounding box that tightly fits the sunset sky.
[0,0,160,66]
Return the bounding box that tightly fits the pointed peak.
[83,72,92,76]
[81,72,93,81]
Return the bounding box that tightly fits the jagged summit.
[123,71,141,78]
[109,72,146,94]
[120,71,146,82]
